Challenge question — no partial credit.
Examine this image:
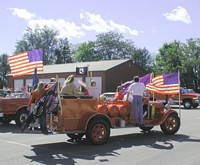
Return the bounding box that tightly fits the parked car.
[100,92,115,101]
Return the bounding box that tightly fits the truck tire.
[183,100,192,109]
[66,133,85,140]
[160,113,180,135]
[15,109,29,126]
[86,119,110,145]
[193,103,199,109]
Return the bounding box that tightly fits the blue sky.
[0,0,199,55]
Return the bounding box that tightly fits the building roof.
[42,59,130,74]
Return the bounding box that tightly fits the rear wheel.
[15,109,29,126]
[66,133,85,140]
[86,119,110,145]
[160,113,180,135]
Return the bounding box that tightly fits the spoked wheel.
[15,109,29,126]
[160,113,180,135]
[86,119,110,145]
[66,133,85,140]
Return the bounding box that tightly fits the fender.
[16,105,28,113]
[157,109,179,125]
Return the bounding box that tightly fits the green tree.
[182,38,200,90]
[0,54,10,88]
[153,39,200,89]
[55,38,72,64]
[75,41,99,62]
[95,31,127,60]
[15,26,60,65]
[153,40,184,75]
[74,31,153,71]
[131,47,153,72]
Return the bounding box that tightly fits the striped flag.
[146,72,179,95]
[8,49,43,77]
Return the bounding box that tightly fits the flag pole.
[56,74,63,116]
[178,70,181,118]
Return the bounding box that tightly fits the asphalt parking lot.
[0,106,200,165]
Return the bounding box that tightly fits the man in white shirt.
[127,76,146,127]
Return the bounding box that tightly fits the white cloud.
[9,8,35,20]
[163,6,192,24]
[109,20,140,36]
[80,12,114,32]
[28,19,85,39]
[9,8,141,41]
[80,11,141,36]
[9,8,85,39]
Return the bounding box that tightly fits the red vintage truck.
[0,97,29,126]
[45,95,181,145]
[150,88,200,109]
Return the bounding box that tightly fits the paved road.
[0,107,200,165]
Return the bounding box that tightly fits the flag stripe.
[8,49,43,77]
[146,72,179,95]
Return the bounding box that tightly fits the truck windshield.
[180,88,195,93]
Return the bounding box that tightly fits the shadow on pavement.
[0,122,41,134]
[23,131,200,165]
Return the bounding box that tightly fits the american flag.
[146,72,180,95]
[8,49,43,77]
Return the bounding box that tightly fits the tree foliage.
[153,40,184,74]
[75,31,153,71]
[15,26,71,65]
[153,39,200,90]
[182,38,200,90]
[0,54,10,88]
[75,41,99,62]
[55,38,72,64]
[131,47,153,72]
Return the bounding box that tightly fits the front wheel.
[15,109,29,126]
[86,119,110,145]
[183,100,192,109]
[160,113,180,135]
[66,133,85,140]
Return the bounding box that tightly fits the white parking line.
[0,139,31,148]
